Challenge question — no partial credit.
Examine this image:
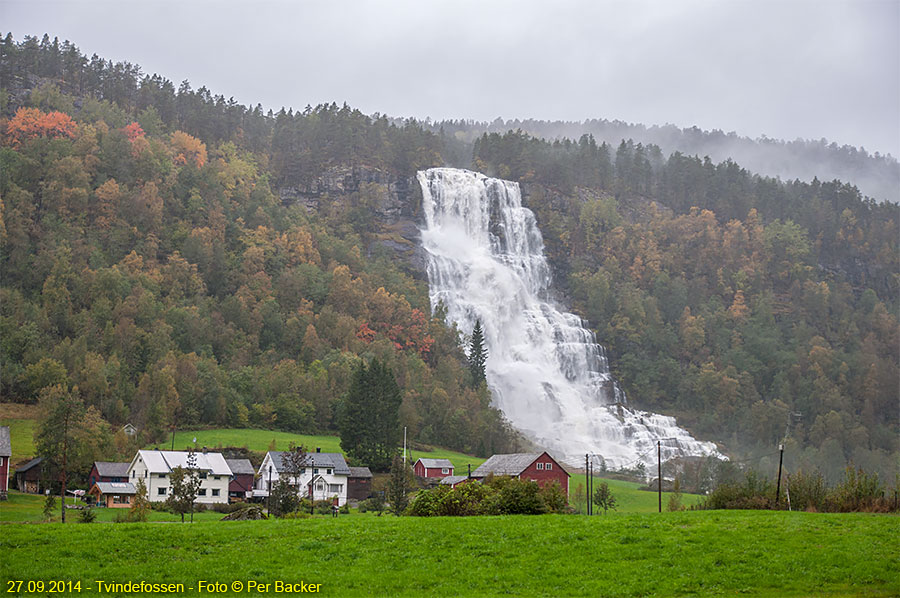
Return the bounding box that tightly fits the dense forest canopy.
[1,33,897,480]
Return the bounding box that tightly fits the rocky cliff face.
[279,165,429,278]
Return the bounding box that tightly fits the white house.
[254,450,350,506]
[127,450,232,504]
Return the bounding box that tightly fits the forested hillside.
[0,33,516,464]
[474,131,899,480]
[1,34,897,480]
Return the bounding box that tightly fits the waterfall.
[418,167,721,469]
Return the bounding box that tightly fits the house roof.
[348,466,372,479]
[0,426,10,457]
[416,458,454,469]
[132,450,232,476]
[440,475,469,486]
[94,461,130,478]
[93,482,136,495]
[225,459,255,475]
[16,457,42,473]
[264,451,350,476]
[472,453,543,477]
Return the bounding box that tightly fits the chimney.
[316,447,321,453]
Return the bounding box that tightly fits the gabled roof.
[225,459,255,475]
[92,482,136,495]
[348,466,372,479]
[94,461,130,477]
[440,475,469,486]
[0,426,10,457]
[473,452,570,478]
[416,458,454,469]
[264,451,350,476]
[16,457,42,473]
[131,450,232,476]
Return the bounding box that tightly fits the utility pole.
[775,443,784,507]
[403,426,407,466]
[589,459,593,516]
[657,440,662,514]
[266,467,272,515]
[585,454,590,516]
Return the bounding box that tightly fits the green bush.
[78,508,96,523]
[785,470,826,512]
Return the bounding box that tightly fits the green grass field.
[2,511,897,597]
[0,491,223,523]
[155,428,488,472]
[0,418,35,467]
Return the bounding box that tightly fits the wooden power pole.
[775,443,784,507]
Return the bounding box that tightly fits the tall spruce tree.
[468,320,488,387]
[339,359,402,472]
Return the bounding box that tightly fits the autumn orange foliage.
[170,130,207,168]
[4,107,77,147]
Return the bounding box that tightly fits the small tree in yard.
[43,493,56,520]
[128,478,150,522]
[668,476,684,512]
[269,478,301,517]
[593,481,618,514]
[387,454,414,516]
[166,451,201,523]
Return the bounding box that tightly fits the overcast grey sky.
[4,0,899,156]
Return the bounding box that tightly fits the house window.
[132,471,135,479]
[328,484,343,493]
[198,489,207,496]
[301,468,306,474]
[113,495,129,504]
[158,487,167,495]
[199,472,207,479]
[0,457,4,466]
[327,469,332,475]
[214,476,220,480]
[441,468,449,474]
[314,468,319,474]
[158,473,166,479]
[536,463,544,470]
[545,463,552,470]
[212,489,220,497]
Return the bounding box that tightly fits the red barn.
[414,458,454,479]
[472,452,570,497]
[0,426,10,499]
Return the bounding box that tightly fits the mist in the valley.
[432,118,900,204]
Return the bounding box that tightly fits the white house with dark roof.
[0,426,10,499]
[255,450,350,506]
[127,450,232,504]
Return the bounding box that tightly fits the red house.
[414,458,454,479]
[472,452,570,497]
[0,426,10,499]
[225,458,255,502]
[88,461,130,489]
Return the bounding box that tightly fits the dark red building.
[347,466,373,501]
[88,461,130,489]
[225,459,255,501]
[0,426,10,499]
[472,452,570,497]
[414,458,454,479]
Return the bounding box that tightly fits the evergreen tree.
[339,360,402,472]
[387,454,414,516]
[468,320,488,387]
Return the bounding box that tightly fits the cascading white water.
[418,167,721,469]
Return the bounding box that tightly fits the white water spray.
[418,167,720,468]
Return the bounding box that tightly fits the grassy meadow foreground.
[2,511,897,597]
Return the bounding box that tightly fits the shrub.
[78,508,96,523]
[785,470,826,512]
[539,481,568,513]
[826,467,883,513]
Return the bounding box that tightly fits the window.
[301,468,306,474]
[316,482,325,491]
[158,487,167,495]
[0,457,4,466]
[132,471,135,479]
[199,472,207,479]
[113,495,129,504]
[214,476,220,481]
[212,489,220,497]
[328,484,343,494]
[198,489,207,496]
[313,468,319,474]
[536,463,544,470]
[441,468,449,474]
[327,469,332,475]
[158,473,166,479]
[545,463,552,471]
